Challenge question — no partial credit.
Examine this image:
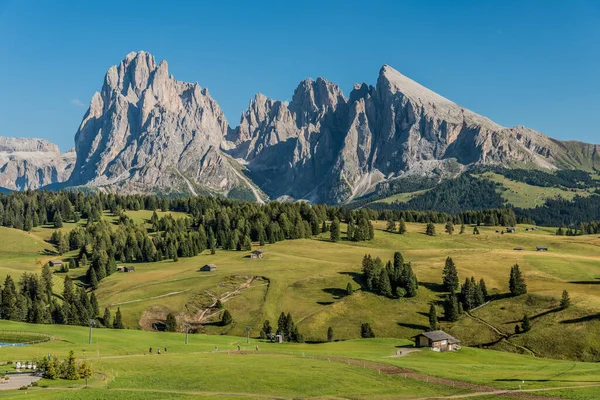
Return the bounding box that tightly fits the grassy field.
[0,321,599,398]
[1,210,600,397]
[3,212,600,360]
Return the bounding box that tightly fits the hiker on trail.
[149,347,152,354]
[237,345,241,351]
[215,346,218,351]
[157,348,161,354]
[164,347,167,353]
[255,345,259,351]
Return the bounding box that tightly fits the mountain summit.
[3,51,597,202]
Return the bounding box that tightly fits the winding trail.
[465,311,537,357]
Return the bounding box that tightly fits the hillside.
[5,211,600,363]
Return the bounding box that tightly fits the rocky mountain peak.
[289,77,346,127]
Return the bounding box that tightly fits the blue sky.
[0,0,598,151]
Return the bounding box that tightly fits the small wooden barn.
[49,260,63,267]
[124,266,135,272]
[414,330,460,352]
[200,264,217,272]
[250,250,264,259]
[116,265,125,272]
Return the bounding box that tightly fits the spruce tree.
[386,219,396,232]
[41,264,53,300]
[327,326,334,342]
[221,310,233,326]
[360,323,375,338]
[346,282,353,296]
[215,299,223,309]
[1,275,18,320]
[560,290,571,309]
[346,218,354,240]
[165,312,178,332]
[459,224,466,234]
[103,307,112,328]
[53,211,63,228]
[444,292,460,322]
[445,221,454,235]
[64,350,80,380]
[521,314,531,332]
[378,270,393,297]
[90,292,99,317]
[509,264,527,296]
[479,278,488,300]
[89,268,99,290]
[426,222,436,236]
[442,257,460,293]
[473,226,480,235]
[428,303,439,331]
[398,218,407,234]
[113,307,125,329]
[330,218,341,242]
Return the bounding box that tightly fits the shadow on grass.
[419,282,446,293]
[568,278,600,285]
[495,378,600,383]
[397,322,429,331]
[506,307,563,324]
[560,313,600,324]
[322,288,347,299]
[338,271,363,287]
[316,301,334,306]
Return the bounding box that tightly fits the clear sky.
[0,0,598,151]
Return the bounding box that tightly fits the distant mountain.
[3,52,599,203]
[0,137,75,191]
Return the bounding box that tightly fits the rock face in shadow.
[12,51,596,203]
[0,138,75,191]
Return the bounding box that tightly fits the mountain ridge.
[1,51,598,203]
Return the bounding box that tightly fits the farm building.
[200,264,217,272]
[536,246,548,252]
[124,266,135,272]
[414,330,460,352]
[250,250,264,259]
[116,266,125,272]
[49,260,63,267]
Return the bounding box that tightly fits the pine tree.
[509,264,527,296]
[398,218,407,234]
[327,326,334,342]
[459,224,466,234]
[41,264,53,300]
[221,310,232,326]
[89,268,98,290]
[103,307,112,328]
[560,290,571,309]
[53,211,63,228]
[521,314,531,332]
[113,307,125,329]
[445,221,454,235]
[444,292,460,322]
[386,219,396,232]
[78,360,93,387]
[346,218,354,240]
[165,312,178,332]
[321,221,328,233]
[45,356,58,379]
[479,278,488,300]
[428,303,439,331]
[63,350,80,380]
[360,323,375,338]
[473,226,480,235]
[215,299,223,309]
[330,218,341,242]
[260,319,272,339]
[426,222,436,236]
[461,277,475,311]
[90,292,99,317]
[277,312,287,336]
[442,257,460,293]
[378,270,393,297]
[1,275,18,320]
[403,264,418,298]
[346,282,353,296]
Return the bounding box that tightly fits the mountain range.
[1,51,598,203]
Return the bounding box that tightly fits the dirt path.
[465,312,537,357]
[111,289,191,306]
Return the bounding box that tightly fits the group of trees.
[441,257,488,322]
[0,266,124,329]
[361,252,417,298]
[38,350,92,382]
[385,218,407,234]
[556,221,600,236]
[258,313,304,342]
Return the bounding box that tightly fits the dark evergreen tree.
[521,314,531,332]
[560,290,571,309]
[103,307,112,328]
[426,222,436,236]
[330,218,341,242]
[445,221,454,234]
[442,257,460,293]
[509,264,527,296]
[386,219,396,232]
[221,310,232,326]
[443,292,460,322]
[398,218,407,234]
[165,312,178,332]
[327,326,334,342]
[428,303,439,331]
[113,307,125,329]
[346,282,353,296]
[360,323,375,338]
[90,292,99,317]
